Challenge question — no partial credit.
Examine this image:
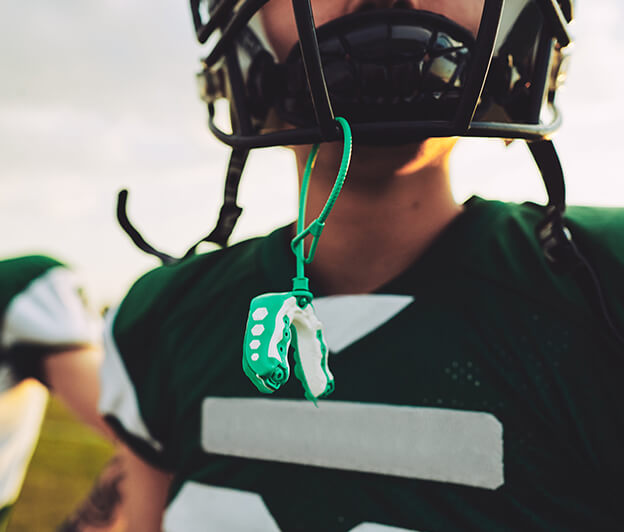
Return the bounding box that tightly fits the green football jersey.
[0,255,98,531]
[100,197,624,532]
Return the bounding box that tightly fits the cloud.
[1,1,198,111]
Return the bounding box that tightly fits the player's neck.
[294,144,462,295]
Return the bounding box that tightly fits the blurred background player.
[0,255,105,531]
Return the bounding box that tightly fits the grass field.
[8,396,114,531]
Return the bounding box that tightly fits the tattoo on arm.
[57,455,125,531]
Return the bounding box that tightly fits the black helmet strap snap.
[530,140,624,346]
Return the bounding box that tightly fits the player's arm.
[59,445,172,532]
[43,346,115,440]
[117,445,172,532]
[58,453,126,532]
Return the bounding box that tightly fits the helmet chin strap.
[530,140,624,345]
[116,189,178,265]
[116,148,249,264]
[529,139,569,269]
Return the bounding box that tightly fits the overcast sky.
[1,1,623,307]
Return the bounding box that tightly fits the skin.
[45,351,173,532]
[44,347,114,440]
[56,445,172,532]
[52,1,486,530]
[260,0,485,294]
[58,455,126,532]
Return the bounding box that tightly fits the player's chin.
[351,138,428,168]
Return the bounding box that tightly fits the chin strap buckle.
[536,206,581,274]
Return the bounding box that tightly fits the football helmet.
[193,0,573,147]
[119,0,575,255]
[186,0,574,247]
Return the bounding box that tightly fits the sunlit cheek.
[463,2,485,37]
[260,2,298,61]
[310,1,347,27]
[453,0,485,37]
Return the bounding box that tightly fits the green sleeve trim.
[0,256,64,317]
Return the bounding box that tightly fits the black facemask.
[249,10,477,130]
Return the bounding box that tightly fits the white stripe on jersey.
[98,306,163,452]
[163,481,422,532]
[350,525,421,532]
[313,295,414,353]
[202,398,503,489]
[163,482,280,532]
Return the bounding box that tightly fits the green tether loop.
[292,117,353,280]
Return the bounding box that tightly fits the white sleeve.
[1,266,101,349]
[98,305,164,454]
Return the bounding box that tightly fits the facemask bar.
[201,0,271,66]
[454,0,503,130]
[540,0,571,47]
[291,0,338,141]
[191,0,240,45]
